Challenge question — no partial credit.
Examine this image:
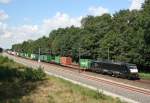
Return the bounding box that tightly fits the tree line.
[0,47,3,53]
[12,0,150,71]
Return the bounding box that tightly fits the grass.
[46,77,124,103]
[0,55,125,103]
[139,72,150,80]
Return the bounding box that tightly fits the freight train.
[7,51,139,79]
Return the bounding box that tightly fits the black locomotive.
[90,60,139,79]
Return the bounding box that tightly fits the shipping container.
[20,53,24,57]
[18,52,21,56]
[39,55,52,62]
[28,53,31,58]
[51,56,55,61]
[79,59,92,69]
[47,55,52,62]
[24,53,28,58]
[34,54,39,60]
[22,53,26,57]
[40,55,44,61]
[43,55,51,62]
[26,53,31,58]
[11,51,16,55]
[31,54,39,60]
[31,54,34,59]
[61,57,72,65]
[16,52,19,56]
[43,55,47,61]
[54,56,60,64]
[50,56,55,63]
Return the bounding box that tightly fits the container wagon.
[61,57,72,65]
[54,56,61,64]
[39,54,52,62]
[31,54,39,60]
[79,59,92,70]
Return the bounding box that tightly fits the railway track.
[35,60,150,96]
[135,79,150,84]
[4,53,150,103]
[49,64,150,96]
[51,62,150,85]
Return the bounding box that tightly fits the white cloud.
[0,10,9,21]
[0,6,110,48]
[2,31,12,38]
[0,22,9,38]
[41,12,81,34]
[0,0,11,4]
[0,12,82,48]
[10,25,39,41]
[88,6,109,16]
[129,0,145,10]
[0,23,40,48]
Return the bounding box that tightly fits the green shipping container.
[26,53,31,58]
[34,54,39,60]
[28,53,31,58]
[23,53,26,57]
[24,53,28,58]
[54,56,60,64]
[19,53,22,57]
[39,55,52,62]
[30,54,34,59]
[79,59,92,69]
[40,55,44,61]
[31,54,38,60]
[51,56,55,61]
[45,55,52,62]
[43,55,47,61]
[21,53,25,57]
[47,55,52,62]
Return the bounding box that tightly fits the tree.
[0,47,3,53]
[11,0,150,68]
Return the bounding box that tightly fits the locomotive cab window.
[129,65,138,73]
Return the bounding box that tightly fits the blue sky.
[0,0,145,48]
[1,0,131,25]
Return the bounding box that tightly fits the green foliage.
[23,67,46,81]
[12,1,150,68]
[0,56,13,63]
[0,56,46,81]
[139,72,150,79]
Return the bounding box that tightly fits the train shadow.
[86,69,140,80]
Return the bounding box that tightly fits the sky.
[0,0,145,49]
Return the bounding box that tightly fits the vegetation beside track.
[139,72,150,80]
[0,55,125,103]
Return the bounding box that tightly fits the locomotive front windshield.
[129,65,138,73]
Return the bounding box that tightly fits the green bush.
[23,67,46,81]
[0,55,46,81]
[0,66,20,80]
[0,56,8,63]
[0,66,46,81]
[139,72,150,79]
